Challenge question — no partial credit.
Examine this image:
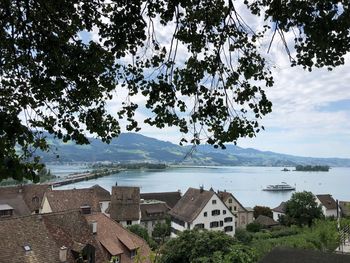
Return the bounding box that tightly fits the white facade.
[316,198,338,217]
[40,196,52,214]
[99,201,110,215]
[272,211,285,222]
[119,219,140,228]
[171,194,235,237]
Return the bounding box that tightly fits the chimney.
[59,246,67,262]
[91,221,97,234]
[199,185,204,193]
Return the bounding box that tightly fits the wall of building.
[40,197,52,214]
[99,201,110,214]
[141,219,166,236]
[273,211,285,222]
[119,220,140,228]
[171,193,235,237]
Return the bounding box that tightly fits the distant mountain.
[41,133,350,167]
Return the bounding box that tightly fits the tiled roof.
[85,213,151,263]
[0,184,51,218]
[140,202,170,221]
[272,202,286,213]
[90,185,111,201]
[109,186,140,221]
[316,194,337,210]
[169,188,214,223]
[259,247,350,263]
[255,215,279,227]
[0,215,61,263]
[140,191,181,208]
[42,210,106,263]
[44,188,102,212]
[217,190,248,212]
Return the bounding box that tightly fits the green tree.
[1,1,350,180]
[253,206,273,219]
[152,219,171,244]
[127,224,156,249]
[160,229,236,263]
[285,191,323,227]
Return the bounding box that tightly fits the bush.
[246,222,262,232]
[235,228,253,244]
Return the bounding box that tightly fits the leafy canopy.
[284,191,323,227]
[1,0,350,180]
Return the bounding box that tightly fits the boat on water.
[263,182,295,191]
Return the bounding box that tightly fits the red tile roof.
[140,191,181,208]
[316,194,337,210]
[85,213,151,263]
[109,186,140,221]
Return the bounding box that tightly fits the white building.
[169,187,235,237]
[316,194,338,217]
[272,202,286,222]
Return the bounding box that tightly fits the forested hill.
[42,133,350,167]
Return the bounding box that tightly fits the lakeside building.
[140,191,182,209]
[0,184,51,219]
[109,186,141,227]
[169,187,236,237]
[217,190,254,228]
[315,194,338,217]
[40,186,110,214]
[140,200,170,236]
[272,201,287,222]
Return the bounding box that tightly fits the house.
[85,212,151,263]
[272,201,286,222]
[259,247,350,263]
[169,187,235,237]
[109,186,141,227]
[40,186,110,214]
[217,190,254,228]
[316,194,337,217]
[140,200,170,235]
[0,210,107,263]
[140,191,182,208]
[0,184,51,219]
[254,215,279,228]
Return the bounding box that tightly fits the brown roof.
[339,201,350,217]
[0,215,61,263]
[0,210,107,263]
[259,247,350,263]
[85,213,151,263]
[217,190,248,212]
[0,184,51,218]
[42,210,106,263]
[316,194,337,210]
[140,191,181,208]
[169,188,214,223]
[44,188,103,213]
[272,202,286,213]
[140,202,170,221]
[90,185,111,201]
[109,186,140,221]
[255,215,279,227]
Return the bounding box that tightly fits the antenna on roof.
[200,185,204,193]
[115,181,118,186]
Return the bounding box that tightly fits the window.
[212,200,217,204]
[228,198,232,204]
[204,212,207,217]
[194,223,205,229]
[130,249,137,258]
[0,209,13,217]
[234,206,237,211]
[229,206,232,211]
[211,209,220,216]
[224,226,233,232]
[127,220,132,226]
[224,217,233,222]
[223,210,226,215]
[210,221,219,228]
[219,221,223,227]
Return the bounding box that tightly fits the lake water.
[47,165,350,208]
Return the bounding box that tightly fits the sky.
[81,3,350,159]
